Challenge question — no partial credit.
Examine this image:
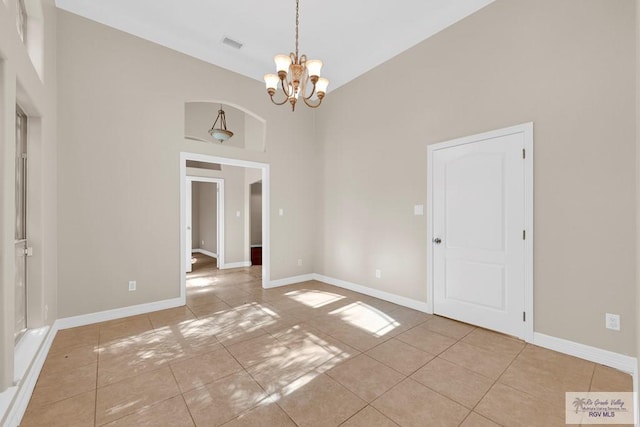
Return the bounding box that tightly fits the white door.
[432,130,526,338]
[186,180,193,273]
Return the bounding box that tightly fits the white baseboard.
[220,261,252,270]
[312,274,432,313]
[55,297,184,330]
[2,326,57,427]
[264,274,315,289]
[533,332,637,375]
[192,248,217,258]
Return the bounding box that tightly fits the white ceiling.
[54,0,494,90]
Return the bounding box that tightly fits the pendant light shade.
[208,107,234,143]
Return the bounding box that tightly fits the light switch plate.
[414,204,424,216]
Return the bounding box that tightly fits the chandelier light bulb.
[274,54,292,73]
[315,77,329,95]
[264,74,279,92]
[305,59,323,78]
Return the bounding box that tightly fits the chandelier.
[208,106,234,143]
[263,0,329,111]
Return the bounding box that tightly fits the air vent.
[222,37,243,50]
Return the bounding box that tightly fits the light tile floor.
[21,254,633,426]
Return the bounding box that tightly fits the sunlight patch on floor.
[329,301,399,337]
[186,277,218,288]
[284,289,345,308]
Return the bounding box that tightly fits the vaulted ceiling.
[55,0,494,90]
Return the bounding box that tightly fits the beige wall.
[57,10,318,317]
[316,0,637,355]
[0,0,58,394]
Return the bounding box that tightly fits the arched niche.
[185,101,266,152]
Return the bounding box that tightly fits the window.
[15,106,27,240]
[16,0,26,43]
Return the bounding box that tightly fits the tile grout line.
[466,342,529,425]
[587,361,597,391]
[166,362,199,427]
[94,326,102,427]
[213,333,285,425]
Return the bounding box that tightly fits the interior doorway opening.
[180,153,270,302]
[186,178,223,273]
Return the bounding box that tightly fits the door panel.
[433,132,525,338]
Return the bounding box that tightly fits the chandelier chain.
[295,0,299,58]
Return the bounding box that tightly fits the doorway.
[427,123,533,341]
[186,177,224,273]
[180,153,270,302]
[14,106,28,342]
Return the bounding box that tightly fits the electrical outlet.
[201,240,205,246]
[605,313,620,331]
[279,208,284,216]
[375,269,382,279]
[128,280,137,291]
[297,259,303,266]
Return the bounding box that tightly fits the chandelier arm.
[270,93,290,106]
[303,80,317,100]
[301,96,323,108]
[280,76,294,97]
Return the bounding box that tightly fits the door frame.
[180,152,270,302]
[186,176,224,271]
[426,122,534,342]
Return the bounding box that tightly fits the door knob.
[433,237,442,244]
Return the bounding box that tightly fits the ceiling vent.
[222,37,243,50]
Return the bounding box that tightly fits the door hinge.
[522,148,525,159]
[522,230,526,240]
[523,311,526,322]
